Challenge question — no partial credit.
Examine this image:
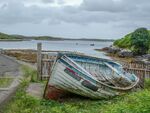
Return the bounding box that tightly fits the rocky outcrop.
[99,46,134,58]
[107,46,121,54]
[136,54,150,63]
[118,49,133,57]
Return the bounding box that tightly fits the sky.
[0,0,150,39]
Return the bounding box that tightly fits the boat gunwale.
[58,54,139,91]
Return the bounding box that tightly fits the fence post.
[0,49,4,54]
[37,43,42,81]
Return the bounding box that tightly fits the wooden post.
[0,49,3,54]
[37,43,42,80]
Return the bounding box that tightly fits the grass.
[114,33,132,49]
[0,77,13,88]
[1,66,150,113]
[5,51,37,63]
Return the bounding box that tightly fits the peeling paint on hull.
[44,53,139,100]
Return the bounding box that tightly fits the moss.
[0,78,13,88]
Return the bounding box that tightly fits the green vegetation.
[1,65,150,113]
[21,65,38,82]
[114,28,150,55]
[0,32,63,41]
[0,32,114,41]
[0,32,23,40]
[0,77,13,88]
[114,33,132,49]
[34,36,63,40]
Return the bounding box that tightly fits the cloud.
[0,0,150,39]
[80,0,126,12]
[42,0,55,3]
[0,0,149,25]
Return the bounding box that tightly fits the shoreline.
[0,39,29,42]
[2,49,83,64]
[0,39,114,42]
[95,48,135,63]
[95,47,150,64]
[3,47,150,65]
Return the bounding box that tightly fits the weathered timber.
[37,43,149,89]
[37,43,42,80]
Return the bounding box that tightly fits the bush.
[131,28,150,55]
[114,28,150,55]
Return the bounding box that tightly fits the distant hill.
[0,32,114,42]
[11,34,64,41]
[0,33,66,41]
[0,32,23,40]
[65,38,114,42]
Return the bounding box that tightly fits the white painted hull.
[49,62,117,99]
[44,54,139,100]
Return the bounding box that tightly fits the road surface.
[0,54,21,108]
[0,55,20,76]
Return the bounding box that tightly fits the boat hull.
[44,54,139,100]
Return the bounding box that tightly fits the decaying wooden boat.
[44,53,139,100]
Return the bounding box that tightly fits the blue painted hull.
[44,53,139,100]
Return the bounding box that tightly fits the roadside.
[0,54,20,77]
[0,54,22,108]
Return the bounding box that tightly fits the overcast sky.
[0,0,150,39]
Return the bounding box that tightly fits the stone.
[26,83,45,99]
[107,46,121,54]
[118,49,133,57]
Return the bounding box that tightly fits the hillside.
[0,32,114,41]
[113,28,150,55]
[0,32,64,41]
[0,33,63,41]
[0,32,23,40]
[113,33,132,49]
[114,30,150,48]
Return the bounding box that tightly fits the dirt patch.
[26,83,45,99]
[4,50,37,63]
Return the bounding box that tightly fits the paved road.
[0,54,21,109]
[0,55,20,76]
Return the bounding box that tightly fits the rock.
[26,83,45,99]
[136,54,150,63]
[118,49,133,57]
[100,47,109,52]
[143,54,150,61]
[107,46,121,54]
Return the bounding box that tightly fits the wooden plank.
[124,68,150,72]
[42,59,55,62]
[37,43,42,80]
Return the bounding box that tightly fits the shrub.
[114,28,150,55]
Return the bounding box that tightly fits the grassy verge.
[0,78,13,88]
[1,66,150,113]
